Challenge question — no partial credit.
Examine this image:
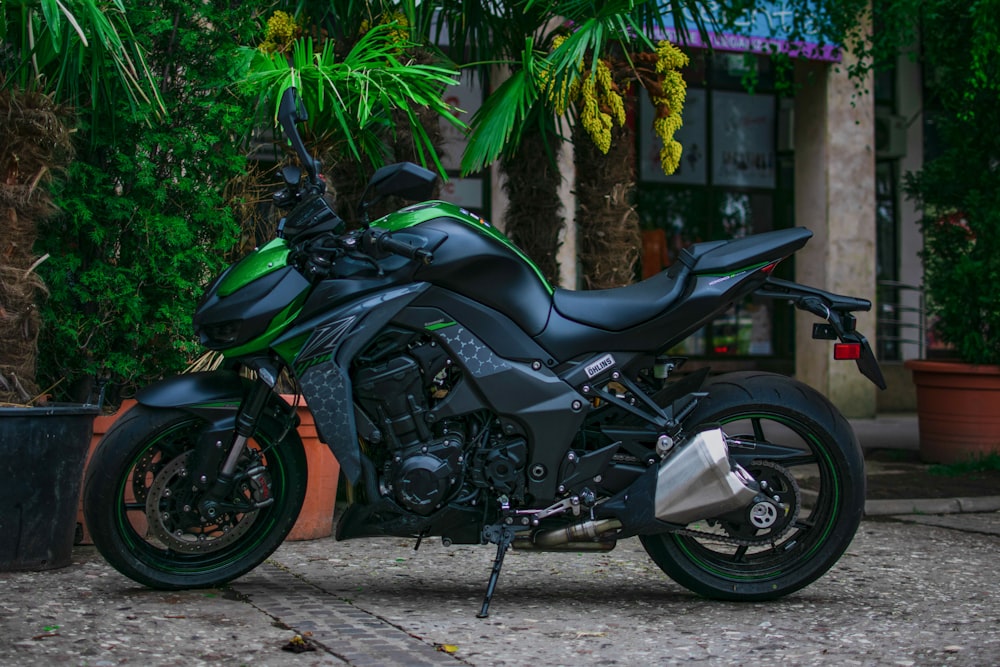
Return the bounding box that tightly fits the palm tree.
[446,0,870,288]
[438,0,719,287]
[0,1,161,403]
[240,3,466,225]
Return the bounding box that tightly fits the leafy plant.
[0,0,164,121]
[34,1,261,401]
[242,20,465,176]
[929,452,1000,477]
[1,0,162,403]
[892,0,1000,364]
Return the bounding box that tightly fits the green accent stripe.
[425,321,457,331]
[699,261,774,278]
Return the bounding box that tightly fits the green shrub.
[901,0,1000,364]
[36,1,262,400]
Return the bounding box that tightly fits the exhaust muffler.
[596,427,759,534]
[653,427,758,524]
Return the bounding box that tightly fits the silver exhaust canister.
[652,427,758,524]
[593,427,760,535]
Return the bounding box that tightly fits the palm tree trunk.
[0,90,74,403]
[500,127,565,287]
[573,121,640,289]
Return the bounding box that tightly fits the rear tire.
[641,372,865,600]
[83,403,307,589]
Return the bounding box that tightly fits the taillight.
[833,343,862,360]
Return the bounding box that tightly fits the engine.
[353,330,528,515]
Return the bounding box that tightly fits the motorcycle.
[83,87,885,617]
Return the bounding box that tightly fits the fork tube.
[219,379,272,477]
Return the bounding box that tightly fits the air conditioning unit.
[875,112,907,160]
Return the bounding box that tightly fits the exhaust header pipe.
[597,427,759,534]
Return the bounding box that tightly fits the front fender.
[135,371,301,501]
[136,371,249,409]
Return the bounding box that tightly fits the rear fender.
[755,277,887,389]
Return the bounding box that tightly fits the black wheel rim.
[113,416,290,575]
[669,411,844,582]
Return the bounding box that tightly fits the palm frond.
[461,55,538,175]
[241,22,465,174]
[2,0,164,117]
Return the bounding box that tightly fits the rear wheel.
[641,372,865,600]
[83,403,307,589]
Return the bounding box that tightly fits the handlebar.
[365,229,434,265]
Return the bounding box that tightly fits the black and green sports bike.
[84,87,885,617]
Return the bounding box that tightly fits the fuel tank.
[374,202,554,336]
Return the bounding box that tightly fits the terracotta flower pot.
[76,400,138,545]
[905,359,1000,464]
[282,395,340,541]
[77,396,338,544]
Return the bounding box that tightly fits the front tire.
[641,372,865,600]
[83,403,307,589]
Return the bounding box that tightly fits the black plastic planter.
[0,404,99,571]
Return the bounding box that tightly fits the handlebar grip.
[376,232,434,265]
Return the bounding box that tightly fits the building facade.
[435,11,923,419]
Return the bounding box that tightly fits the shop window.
[636,52,792,361]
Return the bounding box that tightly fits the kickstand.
[477,525,515,618]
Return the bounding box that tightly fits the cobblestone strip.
[233,562,465,667]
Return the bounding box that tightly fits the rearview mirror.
[366,163,437,201]
[276,87,321,186]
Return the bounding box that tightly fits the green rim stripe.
[116,419,286,574]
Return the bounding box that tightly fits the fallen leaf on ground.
[281,634,317,653]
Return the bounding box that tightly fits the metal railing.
[876,280,925,361]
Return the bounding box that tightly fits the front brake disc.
[145,451,264,553]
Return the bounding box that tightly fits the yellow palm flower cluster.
[541,37,626,154]
[650,40,688,174]
[259,11,300,55]
[578,59,626,153]
[540,35,579,115]
[360,12,411,44]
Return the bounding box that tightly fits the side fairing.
[271,283,430,482]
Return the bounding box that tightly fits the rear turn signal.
[833,343,862,360]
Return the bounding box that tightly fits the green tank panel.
[217,238,291,298]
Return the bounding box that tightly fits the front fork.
[187,378,287,519]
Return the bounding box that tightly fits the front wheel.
[83,403,307,589]
[641,372,865,600]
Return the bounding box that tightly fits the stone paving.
[4,414,1000,666]
[3,513,999,666]
[236,517,1000,666]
